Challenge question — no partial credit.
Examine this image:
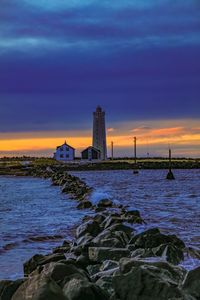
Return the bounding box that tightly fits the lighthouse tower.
[93,106,107,160]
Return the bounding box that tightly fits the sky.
[0,0,200,157]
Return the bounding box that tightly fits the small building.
[81,146,101,161]
[54,141,75,162]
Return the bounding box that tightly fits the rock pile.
[1,168,200,299]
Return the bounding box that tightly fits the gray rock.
[96,276,114,296]
[87,264,101,277]
[183,266,200,299]
[42,261,89,285]
[186,247,200,260]
[12,274,67,300]
[93,237,125,248]
[100,260,119,272]
[129,228,185,250]
[0,279,24,300]
[121,209,144,224]
[89,247,131,263]
[95,207,107,213]
[93,214,107,225]
[63,278,109,300]
[76,233,93,247]
[76,255,91,268]
[91,268,119,282]
[76,220,101,239]
[152,243,184,265]
[77,201,93,210]
[92,226,132,248]
[24,253,65,276]
[119,258,186,284]
[53,241,71,254]
[97,199,113,208]
[107,224,133,239]
[113,263,186,300]
[102,217,123,229]
[130,243,184,265]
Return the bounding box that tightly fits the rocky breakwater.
[29,166,93,206]
[1,167,200,299]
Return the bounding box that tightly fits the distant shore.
[0,157,200,176]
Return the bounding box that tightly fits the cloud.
[151,127,185,136]
[0,0,200,55]
[131,127,152,133]
[107,128,115,133]
[0,119,200,158]
[0,0,199,158]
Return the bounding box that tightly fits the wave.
[23,235,64,243]
[0,235,64,254]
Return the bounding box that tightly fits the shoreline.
[1,167,200,299]
[0,158,200,177]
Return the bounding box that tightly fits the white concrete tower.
[93,106,107,160]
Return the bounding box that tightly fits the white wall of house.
[54,143,75,161]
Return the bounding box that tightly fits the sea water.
[0,176,89,279]
[72,169,200,270]
[1,170,200,279]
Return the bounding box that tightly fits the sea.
[0,169,200,279]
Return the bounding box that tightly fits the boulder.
[42,261,89,285]
[122,210,141,218]
[12,274,66,300]
[129,228,185,250]
[183,266,200,299]
[100,260,119,272]
[95,207,107,213]
[113,263,186,300]
[0,279,24,300]
[114,231,130,246]
[76,233,93,247]
[93,214,107,225]
[119,258,186,284]
[121,210,144,224]
[186,247,200,260]
[76,255,91,268]
[130,243,184,265]
[77,201,93,210]
[91,268,119,282]
[92,229,130,248]
[96,276,114,296]
[102,217,123,229]
[97,199,113,208]
[62,183,71,193]
[107,224,133,239]
[53,241,71,254]
[89,247,131,263]
[94,237,125,248]
[76,220,101,239]
[24,253,65,276]
[63,278,109,300]
[152,243,184,265]
[87,264,101,277]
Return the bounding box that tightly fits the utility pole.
[111,141,114,160]
[133,137,139,174]
[134,137,137,165]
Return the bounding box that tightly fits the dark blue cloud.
[0,0,200,133]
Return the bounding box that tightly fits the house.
[54,141,75,161]
[81,146,101,161]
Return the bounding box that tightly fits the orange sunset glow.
[1,119,200,157]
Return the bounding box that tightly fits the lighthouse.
[93,106,107,160]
